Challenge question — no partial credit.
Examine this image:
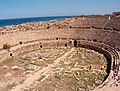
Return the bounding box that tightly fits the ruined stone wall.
[0,29,120,50]
[0,40,70,62]
[0,27,119,43]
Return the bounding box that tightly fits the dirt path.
[10,48,75,91]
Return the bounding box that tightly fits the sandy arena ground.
[0,47,107,91]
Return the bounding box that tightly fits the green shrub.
[3,43,11,50]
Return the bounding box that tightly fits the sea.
[0,16,71,27]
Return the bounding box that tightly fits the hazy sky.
[0,0,120,19]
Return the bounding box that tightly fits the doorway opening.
[74,40,77,47]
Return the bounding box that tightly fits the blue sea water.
[0,16,70,27]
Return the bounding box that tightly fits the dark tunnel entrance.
[74,40,77,47]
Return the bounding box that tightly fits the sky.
[0,0,120,19]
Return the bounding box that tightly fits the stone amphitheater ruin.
[0,12,120,91]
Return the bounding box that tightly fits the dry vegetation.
[0,47,107,91]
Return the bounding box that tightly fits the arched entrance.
[74,40,77,47]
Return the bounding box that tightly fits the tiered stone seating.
[105,16,120,31]
[70,16,109,28]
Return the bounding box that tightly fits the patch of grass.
[85,75,96,86]
[0,57,14,66]
[3,43,11,51]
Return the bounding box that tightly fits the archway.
[74,40,77,47]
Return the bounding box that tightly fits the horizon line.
[0,12,113,20]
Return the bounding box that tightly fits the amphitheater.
[0,12,120,91]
